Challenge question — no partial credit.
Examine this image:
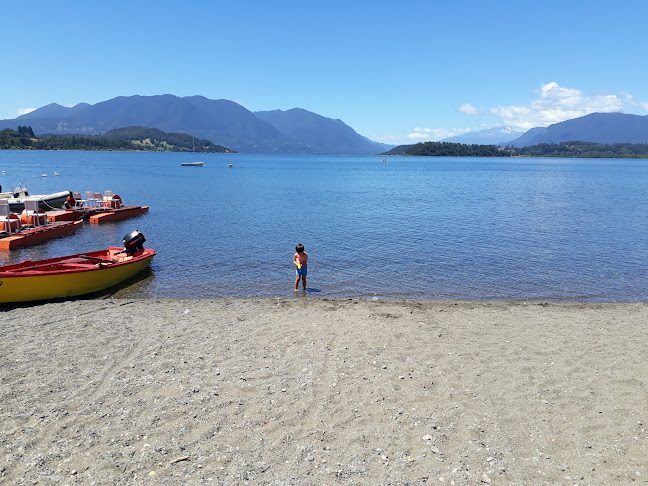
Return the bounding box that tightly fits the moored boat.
[0,184,71,212]
[180,162,204,167]
[0,231,155,304]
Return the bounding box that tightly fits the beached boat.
[0,231,155,304]
[0,184,71,212]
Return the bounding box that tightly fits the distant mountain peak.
[441,126,525,145]
[506,112,648,147]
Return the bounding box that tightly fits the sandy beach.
[1,298,647,485]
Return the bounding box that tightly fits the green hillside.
[0,126,234,153]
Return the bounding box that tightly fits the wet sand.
[1,298,647,484]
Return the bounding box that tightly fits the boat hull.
[7,191,71,212]
[0,248,155,303]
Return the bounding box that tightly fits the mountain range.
[0,95,392,155]
[2,94,647,153]
[442,112,648,147]
[503,112,648,147]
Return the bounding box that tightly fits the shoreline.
[2,298,646,484]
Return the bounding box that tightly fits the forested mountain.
[18,102,92,119]
[0,95,391,155]
[255,108,390,155]
[0,126,231,152]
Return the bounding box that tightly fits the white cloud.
[377,82,648,146]
[17,108,36,115]
[624,93,648,112]
[488,82,624,129]
[458,103,478,115]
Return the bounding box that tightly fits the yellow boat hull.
[0,255,154,304]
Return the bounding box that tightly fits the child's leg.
[295,274,300,291]
[302,276,307,290]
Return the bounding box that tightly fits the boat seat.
[84,191,102,207]
[71,191,88,208]
[21,199,47,227]
[60,263,100,269]
[0,200,21,234]
[101,190,121,208]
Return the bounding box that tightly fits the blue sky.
[2,0,647,145]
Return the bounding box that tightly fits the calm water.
[1,150,647,302]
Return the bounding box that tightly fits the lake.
[1,150,647,302]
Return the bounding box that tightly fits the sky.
[2,0,647,145]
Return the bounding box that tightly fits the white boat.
[0,184,71,212]
[181,137,205,166]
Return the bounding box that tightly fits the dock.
[46,206,149,224]
[0,220,83,250]
[89,206,150,224]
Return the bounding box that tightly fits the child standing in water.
[294,243,308,291]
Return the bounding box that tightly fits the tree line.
[513,141,648,158]
[0,126,233,153]
[384,140,648,158]
[383,141,509,157]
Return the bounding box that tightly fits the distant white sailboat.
[181,137,205,167]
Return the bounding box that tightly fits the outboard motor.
[123,230,146,253]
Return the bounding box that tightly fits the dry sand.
[1,297,647,485]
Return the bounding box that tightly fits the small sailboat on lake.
[181,137,205,167]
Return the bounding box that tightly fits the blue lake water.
[0,150,647,302]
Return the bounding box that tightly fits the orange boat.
[0,231,155,304]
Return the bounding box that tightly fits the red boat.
[0,231,155,304]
